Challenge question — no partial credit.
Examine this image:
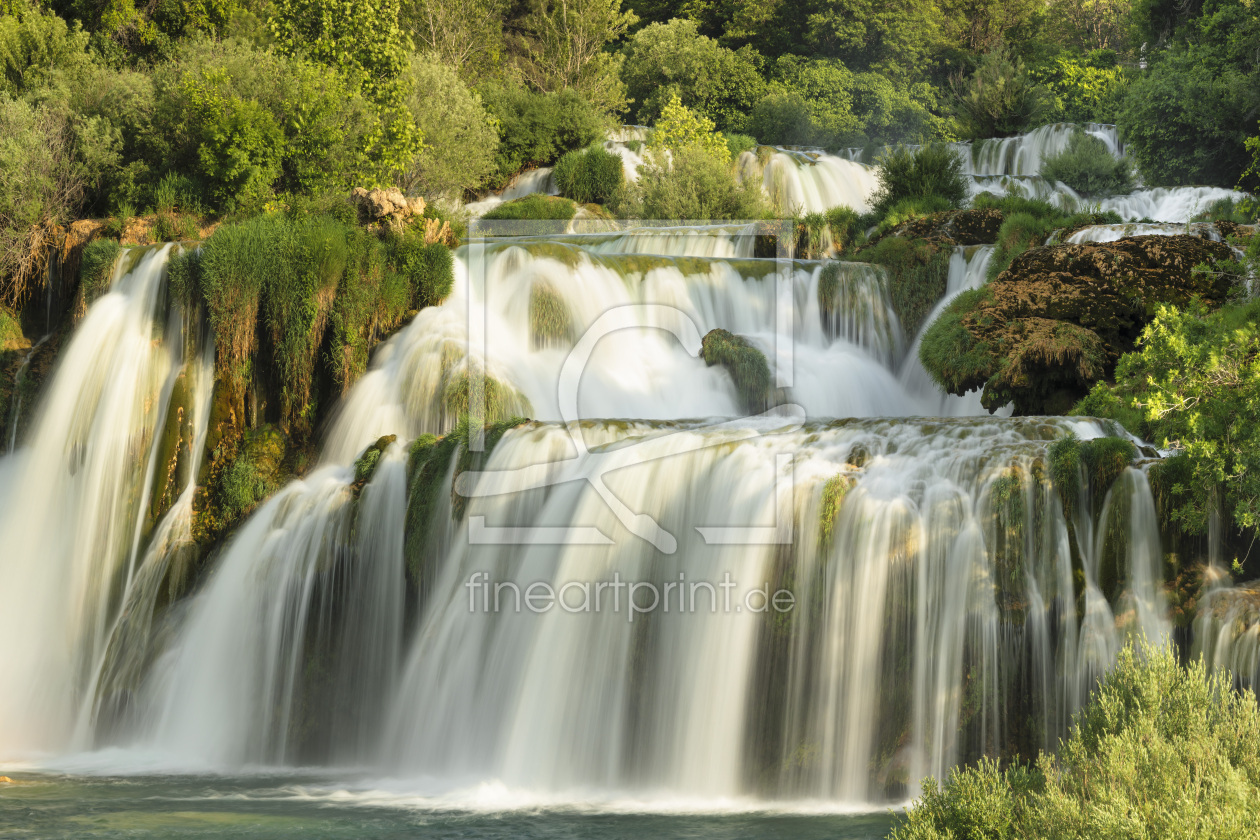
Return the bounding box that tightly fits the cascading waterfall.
[736,148,880,215]
[961,123,1122,178]
[1065,222,1226,243]
[0,244,211,754]
[0,123,1225,809]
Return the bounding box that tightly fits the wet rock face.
[891,208,1004,246]
[923,234,1238,415]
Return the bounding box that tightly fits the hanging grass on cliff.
[182,210,455,432]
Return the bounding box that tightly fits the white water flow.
[962,123,1122,177]
[1066,222,1225,243]
[321,233,920,463]
[898,245,1005,417]
[749,149,880,215]
[0,245,210,755]
[0,131,1197,805]
[465,168,560,217]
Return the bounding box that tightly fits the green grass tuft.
[78,238,122,307]
[553,144,624,205]
[481,194,577,222]
[528,281,573,347]
[701,328,772,414]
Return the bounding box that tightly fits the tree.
[513,0,637,114]
[941,0,1043,54]
[951,45,1051,139]
[1046,0,1134,53]
[269,0,421,178]
[401,0,507,80]
[650,92,731,163]
[400,53,499,198]
[1117,44,1255,187]
[620,18,765,129]
[804,0,947,80]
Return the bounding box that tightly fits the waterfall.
[1066,222,1225,244]
[0,245,212,754]
[961,123,1122,177]
[0,125,1207,807]
[737,149,880,215]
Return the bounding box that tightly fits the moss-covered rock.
[889,208,1005,246]
[700,328,772,414]
[852,236,952,337]
[919,235,1238,414]
[353,434,397,488]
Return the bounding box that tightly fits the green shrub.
[724,133,757,159]
[870,144,968,223]
[553,144,624,205]
[951,46,1052,140]
[1118,46,1254,188]
[481,194,577,222]
[1073,295,1260,535]
[0,94,85,306]
[179,72,284,213]
[388,228,455,307]
[889,641,1260,840]
[151,211,200,242]
[151,171,203,215]
[481,84,606,188]
[401,53,499,199]
[748,90,816,146]
[77,237,121,305]
[620,19,765,130]
[1041,130,1135,197]
[700,328,772,414]
[629,146,767,220]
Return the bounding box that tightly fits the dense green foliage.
[889,642,1260,840]
[1040,130,1135,196]
[951,46,1051,140]
[183,210,452,430]
[553,144,624,205]
[1075,278,1260,537]
[623,146,767,220]
[870,144,968,221]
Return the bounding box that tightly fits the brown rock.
[926,234,1239,414]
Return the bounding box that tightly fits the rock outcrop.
[351,187,426,225]
[920,234,1239,414]
[890,208,1005,246]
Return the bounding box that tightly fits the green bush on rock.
[889,641,1260,840]
[553,144,623,206]
[481,195,577,222]
[870,144,968,224]
[1040,130,1135,197]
